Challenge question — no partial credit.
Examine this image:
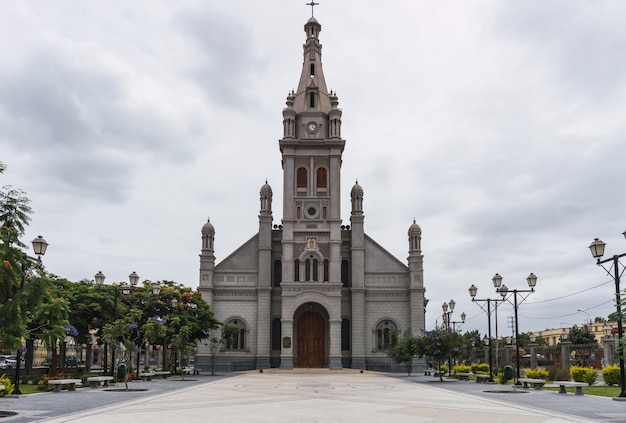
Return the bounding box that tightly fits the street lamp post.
[588,231,626,398]
[171,297,179,375]
[469,284,503,382]
[442,300,455,376]
[95,271,138,375]
[493,272,537,386]
[12,235,49,395]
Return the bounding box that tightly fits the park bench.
[554,381,588,396]
[457,372,471,381]
[0,385,5,392]
[154,371,171,378]
[475,374,491,383]
[182,366,200,375]
[424,368,435,376]
[86,376,114,388]
[518,378,545,390]
[48,379,82,393]
[138,372,156,381]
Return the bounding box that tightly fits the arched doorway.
[297,311,325,368]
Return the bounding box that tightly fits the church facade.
[196,16,426,372]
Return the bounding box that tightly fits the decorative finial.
[306,1,319,17]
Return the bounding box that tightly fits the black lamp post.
[13,235,49,395]
[95,271,151,376]
[469,283,503,383]
[589,231,626,398]
[493,272,537,386]
[171,297,180,375]
[442,299,455,376]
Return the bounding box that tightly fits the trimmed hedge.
[524,368,549,380]
[602,365,621,386]
[570,366,597,384]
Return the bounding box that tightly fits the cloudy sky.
[2,1,625,336]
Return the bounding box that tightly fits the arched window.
[294,259,300,281]
[310,63,315,77]
[309,92,316,108]
[323,259,329,282]
[305,258,311,281]
[273,260,282,287]
[296,206,301,219]
[341,319,351,351]
[271,318,282,350]
[341,260,350,287]
[225,320,246,350]
[376,320,398,351]
[297,167,307,188]
[316,168,327,189]
[304,256,319,281]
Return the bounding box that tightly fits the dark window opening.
[297,167,307,188]
[271,318,282,350]
[341,260,350,287]
[309,92,315,108]
[323,259,329,282]
[273,260,282,287]
[341,319,350,351]
[295,259,300,281]
[316,168,327,188]
[310,63,315,77]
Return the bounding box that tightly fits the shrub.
[0,374,15,397]
[438,364,448,374]
[453,364,471,375]
[546,366,569,381]
[602,365,621,386]
[570,366,597,384]
[471,363,490,374]
[524,368,549,380]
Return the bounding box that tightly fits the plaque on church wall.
[283,337,292,348]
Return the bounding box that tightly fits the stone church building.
[196,15,426,372]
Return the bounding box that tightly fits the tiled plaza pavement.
[2,370,616,423]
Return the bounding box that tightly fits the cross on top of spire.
[306,1,319,17]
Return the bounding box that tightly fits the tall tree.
[0,185,33,249]
[414,327,463,381]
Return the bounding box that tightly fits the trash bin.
[117,363,127,381]
[503,365,514,381]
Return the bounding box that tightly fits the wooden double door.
[297,311,325,368]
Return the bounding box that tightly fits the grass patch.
[545,385,622,397]
[13,384,42,395]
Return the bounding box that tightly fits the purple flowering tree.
[414,327,463,381]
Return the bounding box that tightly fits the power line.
[520,280,612,305]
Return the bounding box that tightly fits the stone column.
[328,319,343,370]
[280,319,294,370]
[529,343,538,369]
[560,341,571,374]
[603,337,613,367]
[505,345,512,365]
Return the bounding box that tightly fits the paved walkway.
[1,371,622,422]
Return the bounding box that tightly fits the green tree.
[386,331,416,376]
[414,327,462,381]
[0,185,33,248]
[206,323,238,376]
[566,325,598,367]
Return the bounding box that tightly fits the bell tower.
[278,13,346,370]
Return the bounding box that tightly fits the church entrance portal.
[297,311,325,368]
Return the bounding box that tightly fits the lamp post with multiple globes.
[588,230,626,398]
[492,272,538,386]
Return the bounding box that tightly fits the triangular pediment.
[215,234,259,271]
[364,234,408,273]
